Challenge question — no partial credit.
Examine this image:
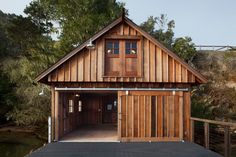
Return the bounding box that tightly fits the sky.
[0,0,236,46]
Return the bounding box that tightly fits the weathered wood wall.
[53,90,191,142]
[118,91,191,142]
[47,23,197,84]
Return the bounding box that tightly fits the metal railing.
[190,117,236,157]
[195,45,236,51]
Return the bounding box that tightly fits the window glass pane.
[126,42,130,49]
[106,40,119,55]
[106,42,112,49]
[126,49,130,54]
[132,42,137,49]
[114,42,119,49]
[114,49,119,54]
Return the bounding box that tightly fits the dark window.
[125,41,137,54]
[106,40,119,55]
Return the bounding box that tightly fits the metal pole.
[48,116,51,143]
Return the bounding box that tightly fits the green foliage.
[0,10,56,126]
[191,86,214,119]
[25,0,125,55]
[192,51,236,121]
[0,11,20,58]
[140,15,174,48]
[0,71,16,123]
[172,37,196,62]
[192,84,236,121]
[0,0,125,127]
[140,14,196,63]
[24,0,54,34]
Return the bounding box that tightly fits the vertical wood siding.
[48,23,197,83]
[118,91,190,142]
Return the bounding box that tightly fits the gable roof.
[35,15,207,83]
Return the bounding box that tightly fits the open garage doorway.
[60,91,118,142]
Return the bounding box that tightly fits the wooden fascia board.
[35,17,123,82]
[124,17,207,83]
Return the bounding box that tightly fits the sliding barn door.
[118,91,184,142]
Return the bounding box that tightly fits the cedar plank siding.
[47,23,198,84]
[118,91,189,142]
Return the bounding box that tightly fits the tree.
[140,15,174,48]
[0,0,126,127]
[25,0,125,55]
[0,71,16,124]
[140,14,196,63]
[172,37,196,63]
[0,10,57,126]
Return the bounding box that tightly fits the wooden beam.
[190,119,194,142]
[118,94,122,140]
[54,91,59,141]
[51,86,55,141]
[137,95,140,137]
[132,95,134,138]
[190,117,236,127]
[179,96,183,140]
[105,35,141,40]
[125,95,128,137]
[144,95,146,137]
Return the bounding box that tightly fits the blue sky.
[0,0,235,46]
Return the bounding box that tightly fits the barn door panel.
[118,91,184,141]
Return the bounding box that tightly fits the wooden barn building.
[36,14,207,142]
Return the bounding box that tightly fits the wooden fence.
[190,117,236,157]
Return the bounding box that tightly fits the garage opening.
[60,91,118,142]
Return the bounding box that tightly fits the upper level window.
[106,40,119,55]
[125,41,137,54]
[105,39,140,77]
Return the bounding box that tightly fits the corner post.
[51,86,55,141]
[54,90,59,141]
[118,92,122,141]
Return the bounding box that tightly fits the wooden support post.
[204,122,209,149]
[55,91,59,141]
[118,95,122,140]
[190,119,194,142]
[132,95,134,138]
[224,126,231,157]
[179,97,183,141]
[51,86,55,141]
